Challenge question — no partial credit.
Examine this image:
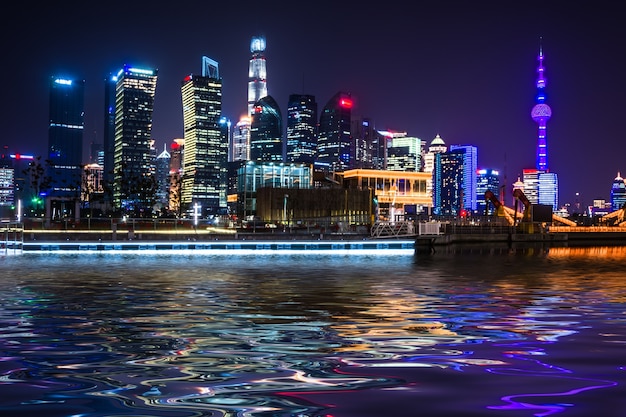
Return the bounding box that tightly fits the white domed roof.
[430,134,445,145]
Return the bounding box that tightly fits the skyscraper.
[383,132,423,172]
[249,95,283,162]
[231,116,251,162]
[610,172,626,211]
[111,65,158,214]
[180,56,228,216]
[47,76,85,203]
[286,94,317,164]
[476,168,500,214]
[316,91,353,173]
[449,145,478,211]
[155,144,171,209]
[248,35,267,117]
[423,134,447,199]
[351,117,378,169]
[433,149,465,215]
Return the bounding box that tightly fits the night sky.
[3,1,624,206]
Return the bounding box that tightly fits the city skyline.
[3,1,625,205]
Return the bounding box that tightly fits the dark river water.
[1,244,626,416]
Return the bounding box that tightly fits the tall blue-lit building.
[316,91,353,173]
[111,65,158,215]
[47,76,85,204]
[476,168,500,214]
[449,145,478,211]
[286,94,317,164]
[180,56,229,216]
[432,149,465,215]
[610,172,626,211]
[250,95,283,162]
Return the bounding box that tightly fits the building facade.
[248,35,267,117]
[111,65,158,215]
[316,91,353,173]
[476,168,500,214]
[180,57,228,216]
[385,133,423,172]
[249,95,283,162]
[433,149,465,215]
[47,76,85,202]
[610,172,626,211]
[286,94,317,164]
[231,116,251,162]
[449,145,478,211]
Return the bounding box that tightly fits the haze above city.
[2,1,624,206]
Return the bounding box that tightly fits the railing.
[1,221,24,255]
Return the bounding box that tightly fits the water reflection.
[1,246,626,416]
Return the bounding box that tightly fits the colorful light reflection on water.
[1,245,626,416]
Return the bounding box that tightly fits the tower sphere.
[531,103,552,122]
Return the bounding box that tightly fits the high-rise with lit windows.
[286,94,317,164]
[249,95,283,162]
[47,76,85,201]
[180,56,228,216]
[248,35,267,117]
[316,91,353,173]
[449,145,478,211]
[111,65,158,214]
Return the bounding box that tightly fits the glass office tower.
[249,95,283,162]
[111,65,158,215]
[316,91,353,173]
[286,94,317,164]
[180,56,228,216]
[47,76,85,200]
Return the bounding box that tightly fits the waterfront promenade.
[3,221,626,254]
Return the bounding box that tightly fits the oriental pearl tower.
[530,39,552,171]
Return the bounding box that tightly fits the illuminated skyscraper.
[111,65,158,214]
[351,117,378,169]
[231,116,251,162]
[449,145,478,211]
[381,131,423,172]
[316,91,353,173]
[433,149,465,215]
[155,144,171,208]
[47,76,85,202]
[610,172,626,211]
[476,168,500,214]
[180,56,228,215]
[286,94,317,164]
[249,95,283,162]
[423,134,447,199]
[248,35,267,117]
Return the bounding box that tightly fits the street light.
[193,202,201,227]
[283,194,289,228]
